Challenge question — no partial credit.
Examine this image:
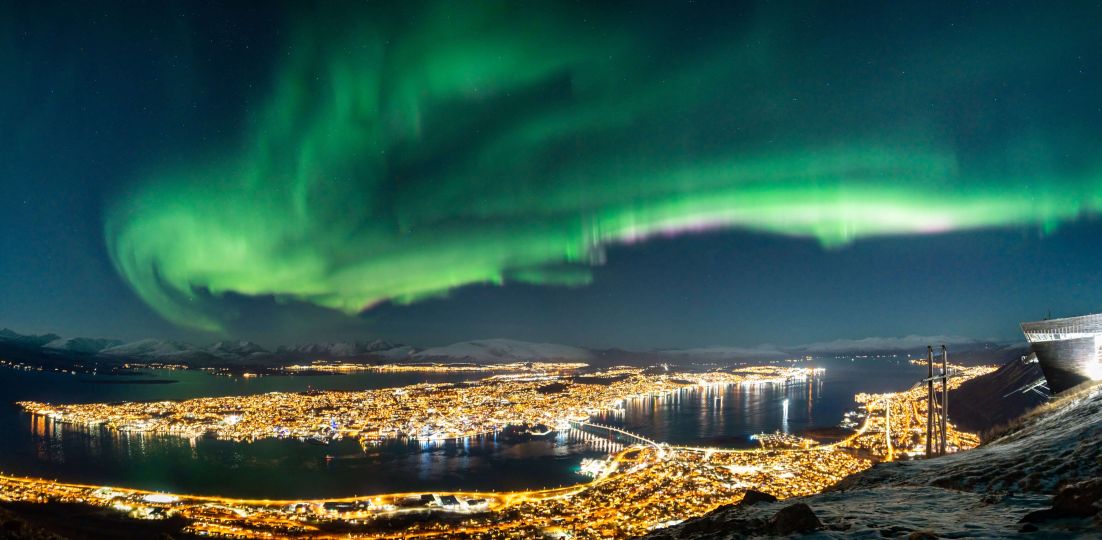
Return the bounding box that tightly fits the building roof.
[1021,312,1102,342]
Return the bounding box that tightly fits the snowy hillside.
[657,346,787,362]
[99,339,208,361]
[276,340,404,358]
[97,339,413,364]
[839,383,1102,494]
[791,334,984,354]
[414,339,594,363]
[43,337,123,354]
[0,329,61,348]
[204,341,269,360]
[644,382,1102,538]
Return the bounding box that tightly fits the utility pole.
[884,395,892,462]
[926,346,934,457]
[940,345,948,456]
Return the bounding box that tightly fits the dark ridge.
[948,354,1047,434]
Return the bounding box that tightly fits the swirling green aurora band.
[105,2,1102,331]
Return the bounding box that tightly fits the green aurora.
[106,2,1102,332]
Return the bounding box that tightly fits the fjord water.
[598,359,929,446]
[0,359,927,499]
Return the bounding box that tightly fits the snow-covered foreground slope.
[838,384,1102,495]
[644,383,1102,539]
[644,486,1056,539]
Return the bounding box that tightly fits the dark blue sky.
[3,1,1102,348]
[366,223,1102,348]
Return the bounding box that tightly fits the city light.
[0,363,996,539]
[18,366,821,446]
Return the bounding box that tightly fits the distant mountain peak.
[0,328,62,348]
[205,340,268,356]
[100,339,193,354]
[414,338,594,363]
[44,337,123,354]
[276,340,403,357]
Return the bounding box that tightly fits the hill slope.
[948,353,1047,433]
[644,382,1102,539]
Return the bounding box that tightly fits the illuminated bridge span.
[568,421,659,449]
[569,422,782,455]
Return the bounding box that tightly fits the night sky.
[3,1,1102,348]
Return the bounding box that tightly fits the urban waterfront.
[0,356,996,539]
[5,1,1100,536]
[1,358,930,499]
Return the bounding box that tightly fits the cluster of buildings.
[498,446,870,539]
[281,361,589,374]
[17,366,820,445]
[10,304,1102,540]
[750,431,818,450]
[0,436,869,539]
[1,356,1011,538]
[842,363,996,460]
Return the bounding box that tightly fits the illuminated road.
[0,364,996,539]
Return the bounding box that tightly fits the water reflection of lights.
[781,398,789,432]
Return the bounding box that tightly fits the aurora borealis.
[100,1,1102,333]
[5,1,1102,345]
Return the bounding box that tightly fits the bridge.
[568,421,782,456]
[567,420,660,449]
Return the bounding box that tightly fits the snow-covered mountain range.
[414,339,595,363]
[0,327,1024,368]
[276,340,409,358]
[44,337,124,354]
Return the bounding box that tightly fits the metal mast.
[926,346,934,457]
[940,345,948,456]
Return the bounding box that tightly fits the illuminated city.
[0,443,872,539]
[18,366,819,444]
[283,361,590,374]
[5,1,1102,538]
[841,363,997,460]
[0,363,1000,538]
